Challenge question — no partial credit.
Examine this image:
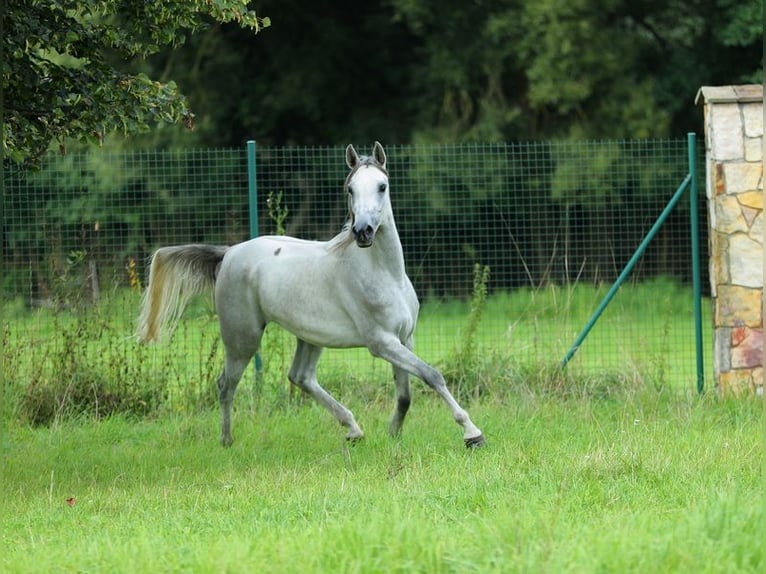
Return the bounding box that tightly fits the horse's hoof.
[220,436,234,448]
[464,434,486,449]
[346,427,364,444]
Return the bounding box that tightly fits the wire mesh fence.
[3,139,710,412]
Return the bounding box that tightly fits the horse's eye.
[378,183,387,193]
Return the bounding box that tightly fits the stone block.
[731,326,747,345]
[749,211,763,242]
[718,370,757,396]
[715,285,762,327]
[723,162,762,194]
[708,233,730,289]
[714,327,732,373]
[698,85,738,103]
[743,104,764,137]
[732,85,763,102]
[753,367,763,390]
[713,162,726,195]
[710,104,743,160]
[740,205,759,228]
[714,195,748,234]
[737,190,763,210]
[744,137,762,162]
[728,233,763,288]
[730,327,763,369]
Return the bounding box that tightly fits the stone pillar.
[696,85,763,395]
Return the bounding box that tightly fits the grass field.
[5,279,758,571]
[2,389,762,573]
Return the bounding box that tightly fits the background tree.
[389,0,762,142]
[131,0,761,148]
[135,0,420,148]
[2,0,269,165]
[7,0,759,157]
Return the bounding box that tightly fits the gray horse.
[137,142,485,449]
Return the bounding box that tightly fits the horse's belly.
[257,276,417,349]
[256,267,366,348]
[266,302,365,348]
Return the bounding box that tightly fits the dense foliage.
[133,0,762,148]
[2,0,269,164]
[3,0,762,162]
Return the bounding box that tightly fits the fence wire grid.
[4,139,710,399]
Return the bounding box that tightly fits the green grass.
[416,277,711,388]
[2,390,761,572]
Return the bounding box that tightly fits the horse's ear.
[346,144,359,169]
[373,141,386,169]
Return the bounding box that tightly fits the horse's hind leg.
[289,339,364,441]
[217,353,252,447]
[217,324,261,447]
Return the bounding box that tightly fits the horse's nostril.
[353,223,374,238]
[352,222,375,246]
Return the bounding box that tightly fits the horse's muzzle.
[352,224,375,248]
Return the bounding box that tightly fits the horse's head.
[344,142,390,248]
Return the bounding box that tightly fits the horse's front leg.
[372,338,485,448]
[289,339,364,441]
[389,365,411,437]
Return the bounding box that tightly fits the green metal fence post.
[247,140,263,375]
[560,173,692,369]
[688,132,705,394]
[247,140,259,239]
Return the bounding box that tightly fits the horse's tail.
[137,244,229,343]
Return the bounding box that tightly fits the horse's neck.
[361,220,407,281]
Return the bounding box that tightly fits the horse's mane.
[326,220,355,252]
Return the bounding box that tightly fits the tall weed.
[443,263,490,400]
[254,190,295,408]
[8,308,164,425]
